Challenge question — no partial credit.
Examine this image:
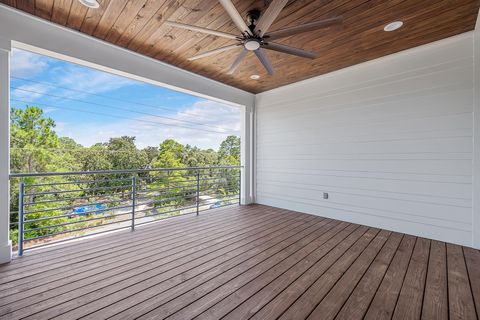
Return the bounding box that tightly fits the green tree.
[218,135,240,166]
[10,106,59,173]
[152,139,186,168]
[107,136,148,170]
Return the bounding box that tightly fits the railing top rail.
[9,165,243,178]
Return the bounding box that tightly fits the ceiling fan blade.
[227,49,248,74]
[254,49,274,75]
[266,17,343,40]
[263,42,318,59]
[218,0,252,35]
[254,0,288,37]
[165,21,238,40]
[188,44,241,61]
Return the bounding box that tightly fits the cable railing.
[9,166,242,256]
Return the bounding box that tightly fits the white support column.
[240,104,254,205]
[0,36,11,263]
[473,14,480,249]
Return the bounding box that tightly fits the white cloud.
[11,83,51,101]
[10,49,49,78]
[54,66,136,97]
[59,100,241,149]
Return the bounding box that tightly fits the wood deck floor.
[0,204,479,320]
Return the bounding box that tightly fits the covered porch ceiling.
[0,0,479,93]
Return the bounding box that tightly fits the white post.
[240,104,254,205]
[0,36,11,263]
[473,14,480,249]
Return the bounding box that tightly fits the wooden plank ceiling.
[1,0,479,93]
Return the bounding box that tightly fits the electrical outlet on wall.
[323,192,328,199]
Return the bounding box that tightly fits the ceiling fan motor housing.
[244,38,261,51]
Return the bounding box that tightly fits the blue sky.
[10,49,240,149]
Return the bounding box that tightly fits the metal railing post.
[131,175,136,231]
[238,167,242,206]
[18,181,25,257]
[196,171,200,216]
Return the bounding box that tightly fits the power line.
[10,76,236,122]
[10,86,238,133]
[10,99,239,135]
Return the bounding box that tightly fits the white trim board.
[473,12,480,248]
[0,4,254,108]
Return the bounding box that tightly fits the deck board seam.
[170,221,350,320]
[305,229,391,320]
[29,215,325,319]
[127,217,333,320]
[0,210,314,316]
[271,227,372,320]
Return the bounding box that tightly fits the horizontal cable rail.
[10,166,242,256]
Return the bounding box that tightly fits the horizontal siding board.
[256,171,472,200]
[255,33,475,247]
[256,194,472,246]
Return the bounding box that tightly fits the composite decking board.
[392,238,430,320]
[0,208,305,311]
[18,215,323,319]
[464,247,480,316]
[15,205,266,262]
[421,241,449,320]
[0,205,478,320]
[162,221,350,320]
[363,235,417,320]
[4,205,261,269]
[223,225,369,320]
[34,213,321,320]
[0,210,291,304]
[447,243,478,320]
[0,206,283,288]
[96,217,332,320]
[2,206,287,282]
[305,230,394,320]
[276,228,381,320]
[196,224,361,320]
[2,207,245,272]
[1,209,315,319]
[332,233,404,320]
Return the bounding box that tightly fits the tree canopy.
[10,106,241,174]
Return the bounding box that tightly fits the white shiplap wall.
[255,32,476,247]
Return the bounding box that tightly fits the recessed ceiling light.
[78,0,100,9]
[250,74,260,80]
[383,21,403,32]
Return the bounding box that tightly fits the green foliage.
[9,105,241,248]
[219,135,240,166]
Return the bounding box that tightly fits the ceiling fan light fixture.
[383,21,403,32]
[250,74,260,80]
[78,0,100,9]
[244,39,261,51]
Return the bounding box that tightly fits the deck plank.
[107,217,332,320]
[305,230,394,320]
[3,210,317,319]
[0,208,305,315]
[463,247,480,316]
[224,225,369,320]
[447,243,477,320]
[276,228,381,320]
[197,224,361,320]
[333,232,403,320]
[166,222,351,320]
[364,235,416,320]
[392,238,430,320]
[422,240,448,320]
[0,204,477,320]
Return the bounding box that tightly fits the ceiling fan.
[165,0,342,75]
